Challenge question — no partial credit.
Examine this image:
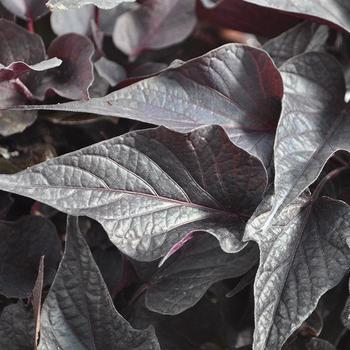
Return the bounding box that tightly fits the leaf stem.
[312,166,350,200]
[27,18,35,33]
[94,6,100,27]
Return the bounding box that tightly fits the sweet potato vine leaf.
[0,301,35,350]
[32,33,95,100]
[15,44,283,170]
[0,59,62,83]
[263,22,330,67]
[1,0,49,20]
[242,0,350,34]
[113,0,196,60]
[46,0,135,10]
[145,234,258,315]
[0,125,266,261]
[0,19,60,135]
[268,52,350,226]
[244,194,350,350]
[0,216,61,298]
[38,216,160,350]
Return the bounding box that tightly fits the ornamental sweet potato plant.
[0,0,350,349]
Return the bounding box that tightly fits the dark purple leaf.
[198,0,349,37]
[50,4,95,36]
[197,0,301,37]
[129,296,229,350]
[0,19,61,134]
[0,216,61,298]
[113,0,196,60]
[0,126,266,261]
[267,52,349,227]
[306,338,337,350]
[91,247,123,293]
[16,44,283,170]
[0,58,62,82]
[1,0,48,21]
[0,192,13,219]
[145,234,258,315]
[242,0,350,33]
[0,19,48,83]
[47,0,135,10]
[0,301,34,350]
[95,56,126,86]
[0,82,37,136]
[244,194,350,350]
[38,216,160,349]
[33,33,95,100]
[263,22,330,67]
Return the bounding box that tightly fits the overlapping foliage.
[0,0,350,349]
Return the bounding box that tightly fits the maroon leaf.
[50,4,95,36]
[197,0,301,37]
[1,0,49,21]
[94,57,126,86]
[0,216,61,298]
[242,0,350,33]
[0,58,62,82]
[0,19,47,73]
[198,0,350,38]
[0,125,267,261]
[113,0,197,60]
[33,34,95,100]
[16,44,283,170]
[0,81,37,136]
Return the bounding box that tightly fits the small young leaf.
[263,22,329,67]
[145,234,258,315]
[0,81,37,136]
[113,0,196,59]
[1,0,49,20]
[244,195,350,350]
[50,4,95,36]
[0,126,266,261]
[0,58,62,82]
[38,216,160,349]
[46,0,135,10]
[33,33,95,100]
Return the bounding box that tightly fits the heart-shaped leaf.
[145,234,258,315]
[1,0,49,20]
[0,301,35,350]
[269,52,349,224]
[14,44,283,170]
[32,33,95,100]
[0,216,61,298]
[113,0,196,60]
[0,126,266,261]
[263,22,329,67]
[244,194,350,350]
[0,58,62,82]
[38,216,160,349]
[242,0,350,33]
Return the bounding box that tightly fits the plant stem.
[312,166,350,200]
